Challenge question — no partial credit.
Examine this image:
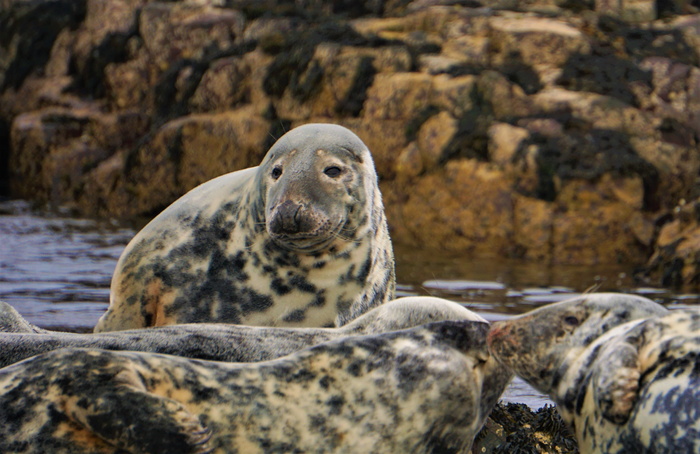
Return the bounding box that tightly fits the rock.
[432,74,478,118]
[551,178,652,265]
[363,72,434,120]
[0,0,86,92]
[639,57,700,138]
[476,71,533,120]
[489,17,591,68]
[595,0,657,22]
[338,117,409,178]
[8,106,145,204]
[416,110,458,171]
[643,197,700,287]
[473,403,579,454]
[124,107,271,217]
[513,195,554,262]
[189,56,251,113]
[2,0,700,279]
[488,123,530,166]
[385,159,516,255]
[139,3,245,71]
[78,150,132,218]
[307,44,411,117]
[531,88,658,137]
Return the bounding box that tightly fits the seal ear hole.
[271,166,283,180]
[564,316,580,327]
[324,166,342,178]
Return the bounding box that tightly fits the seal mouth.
[268,218,348,253]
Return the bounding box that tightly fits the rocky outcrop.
[1,0,700,285]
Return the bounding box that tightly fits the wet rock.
[473,403,579,454]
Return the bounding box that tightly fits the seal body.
[95,124,395,332]
[488,293,700,453]
[0,320,512,454]
[0,297,485,367]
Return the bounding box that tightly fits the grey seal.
[0,297,485,367]
[488,293,700,453]
[95,123,395,332]
[0,320,511,453]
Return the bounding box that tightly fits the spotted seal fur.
[0,297,485,367]
[0,320,511,454]
[488,293,700,453]
[95,124,395,332]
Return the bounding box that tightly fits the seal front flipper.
[592,341,640,424]
[67,372,212,454]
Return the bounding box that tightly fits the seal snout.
[269,200,315,235]
[487,321,518,359]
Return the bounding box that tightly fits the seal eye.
[271,166,283,180]
[324,166,342,178]
[564,316,580,327]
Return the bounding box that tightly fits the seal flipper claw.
[66,386,212,454]
[593,341,640,424]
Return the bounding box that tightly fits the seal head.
[487,293,668,395]
[261,124,373,253]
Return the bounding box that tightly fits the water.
[0,198,697,407]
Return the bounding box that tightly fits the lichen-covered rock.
[384,159,516,254]
[551,178,651,265]
[489,17,591,68]
[122,107,271,217]
[643,197,700,287]
[139,3,246,70]
[8,106,147,206]
[1,0,700,281]
[595,0,657,23]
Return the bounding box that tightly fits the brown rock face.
[2,0,700,285]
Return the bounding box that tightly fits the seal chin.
[269,231,341,254]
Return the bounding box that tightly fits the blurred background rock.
[1,0,699,287]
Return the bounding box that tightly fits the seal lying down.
[0,296,484,367]
[0,320,512,454]
[487,292,700,453]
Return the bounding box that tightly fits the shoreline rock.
[1,0,699,286]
